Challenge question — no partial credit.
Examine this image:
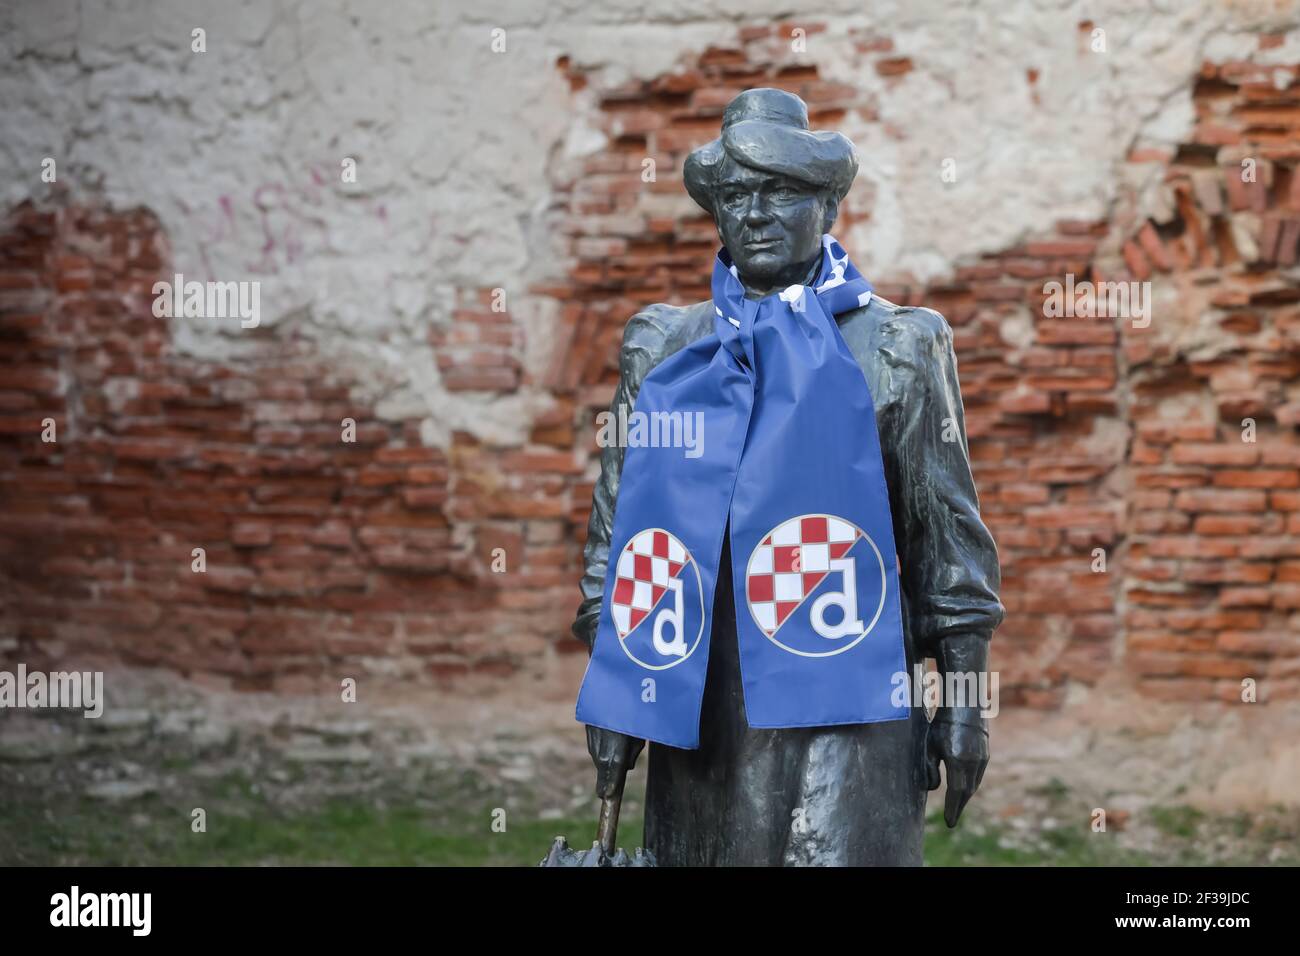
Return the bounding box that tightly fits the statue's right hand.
[585,725,646,799]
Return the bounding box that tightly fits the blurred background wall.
[1,0,1298,753]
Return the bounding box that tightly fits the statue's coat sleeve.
[571,306,679,648]
[862,307,1005,657]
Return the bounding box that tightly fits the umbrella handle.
[595,768,626,855]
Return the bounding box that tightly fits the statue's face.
[714,155,832,289]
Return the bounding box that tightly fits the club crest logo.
[609,528,705,670]
[745,513,888,657]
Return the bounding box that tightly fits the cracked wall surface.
[2,0,1291,438]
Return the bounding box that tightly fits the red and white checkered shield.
[745,514,862,637]
[610,529,691,639]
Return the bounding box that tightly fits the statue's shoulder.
[618,295,956,377]
[620,300,714,364]
[838,293,955,364]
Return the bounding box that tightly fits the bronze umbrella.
[539,765,656,867]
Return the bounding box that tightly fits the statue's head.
[684,88,858,290]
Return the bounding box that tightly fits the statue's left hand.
[925,709,988,828]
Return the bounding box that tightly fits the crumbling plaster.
[1,0,1295,447]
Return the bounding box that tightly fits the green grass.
[0,797,1221,866]
[2,770,606,866]
[923,812,1150,866]
[4,768,1296,866]
[183,803,599,866]
[1148,804,1206,840]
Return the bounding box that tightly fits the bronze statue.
[572,89,1004,866]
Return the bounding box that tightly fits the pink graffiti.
[178,159,393,280]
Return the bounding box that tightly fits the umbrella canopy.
[538,837,656,867]
[538,766,657,867]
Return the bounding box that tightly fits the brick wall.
[0,206,584,691]
[2,28,1297,704]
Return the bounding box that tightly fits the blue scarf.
[576,235,907,749]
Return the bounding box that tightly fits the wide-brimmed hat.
[683,88,859,219]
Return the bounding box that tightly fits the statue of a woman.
[572,89,1004,866]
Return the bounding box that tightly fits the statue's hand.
[585,725,646,799]
[925,707,988,828]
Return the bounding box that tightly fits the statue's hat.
[683,88,859,218]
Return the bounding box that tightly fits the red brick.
[1136,222,1173,271]
[1220,587,1272,607]
[1122,240,1152,280]
[1173,488,1268,512]
[231,522,274,547]
[1193,514,1270,535]
[875,57,913,77]
[1212,469,1299,488]
[1170,443,1260,466]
